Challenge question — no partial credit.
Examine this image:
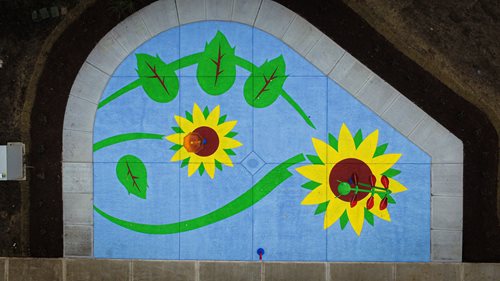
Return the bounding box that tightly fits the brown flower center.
[183,126,219,157]
[329,158,372,202]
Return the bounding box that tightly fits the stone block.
[199,261,261,281]
[328,53,372,95]
[206,0,233,20]
[8,258,62,281]
[232,0,262,25]
[64,225,92,257]
[177,0,206,24]
[381,95,427,137]
[254,0,295,38]
[395,263,461,281]
[265,262,325,281]
[62,129,93,163]
[63,95,97,132]
[330,263,394,281]
[463,263,500,281]
[112,11,151,53]
[66,259,129,281]
[133,260,196,281]
[356,75,399,115]
[431,230,462,261]
[63,162,93,193]
[70,62,109,104]
[282,15,322,56]
[63,193,93,225]
[306,35,345,75]
[139,0,179,36]
[86,31,128,76]
[431,164,463,196]
[431,196,463,230]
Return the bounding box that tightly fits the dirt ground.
[0,0,498,260]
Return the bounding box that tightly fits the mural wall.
[93,21,431,261]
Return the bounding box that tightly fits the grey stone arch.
[62,0,463,261]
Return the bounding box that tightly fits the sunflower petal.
[295,165,327,184]
[165,133,183,145]
[347,205,365,236]
[175,115,195,133]
[213,149,233,166]
[301,184,328,205]
[311,138,328,164]
[171,147,188,162]
[192,103,205,125]
[222,137,242,149]
[217,120,237,136]
[371,196,391,221]
[338,123,356,157]
[356,129,379,162]
[205,163,215,179]
[370,154,402,174]
[324,199,349,229]
[206,105,220,126]
[188,161,201,177]
[387,178,408,194]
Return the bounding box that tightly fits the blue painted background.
[93,21,431,261]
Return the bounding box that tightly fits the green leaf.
[116,155,148,199]
[136,54,179,103]
[301,181,321,190]
[170,144,182,151]
[203,106,210,118]
[181,157,190,168]
[339,210,349,230]
[314,201,329,215]
[172,126,183,133]
[218,114,227,125]
[185,111,193,122]
[224,148,236,156]
[244,55,287,108]
[196,31,237,95]
[364,208,374,226]
[328,133,338,151]
[215,160,223,171]
[354,129,363,148]
[386,194,396,204]
[373,143,388,157]
[198,163,205,176]
[306,154,324,165]
[225,131,238,138]
[382,168,401,178]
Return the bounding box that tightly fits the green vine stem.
[97,53,315,129]
[337,180,393,197]
[93,133,165,152]
[94,153,306,234]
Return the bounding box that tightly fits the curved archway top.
[63,0,463,262]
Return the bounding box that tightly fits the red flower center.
[329,158,372,203]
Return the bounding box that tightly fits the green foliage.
[197,31,237,95]
[225,131,238,138]
[171,126,183,133]
[306,154,324,165]
[339,210,349,230]
[386,194,396,204]
[364,208,374,226]
[373,143,388,157]
[198,163,205,175]
[315,201,329,215]
[215,160,223,171]
[382,168,401,178]
[136,54,179,103]
[185,111,193,122]
[203,106,210,118]
[170,144,182,151]
[328,133,338,151]
[181,157,190,168]
[243,56,287,108]
[301,181,322,190]
[353,129,363,148]
[218,114,227,125]
[224,149,236,156]
[116,155,148,199]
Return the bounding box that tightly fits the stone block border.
[63,0,463,261]
[1,258,499,281]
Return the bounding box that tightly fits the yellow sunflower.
[296,123,407,236]
[166,103,242,179]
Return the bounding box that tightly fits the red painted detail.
[366,196,374,210]
[381,175,389,189]
[125,161,141,192]
[146,62,170,96]
[352,173,359,186]
[255,67,278,100]
[380,197,388,210]
[350,193,358,208]
[210,44,226,86]
[192,126,220,157]
[369,174,376,186]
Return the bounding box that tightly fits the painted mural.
[93,21,431,261]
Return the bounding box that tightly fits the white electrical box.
[0,142,26,181]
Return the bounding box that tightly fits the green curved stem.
[94,153,306,234]
[280,90,316,129]
[235,56,254,72]
[94,133,164,152]
[169,52,203,69]
[98,79,141,109]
